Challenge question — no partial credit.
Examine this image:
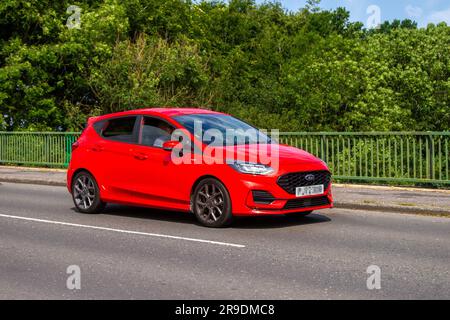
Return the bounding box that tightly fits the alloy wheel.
[195,182,225,224]
[73,174,96,210]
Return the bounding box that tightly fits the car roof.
[146,108,224,116]
[92,107,225,122]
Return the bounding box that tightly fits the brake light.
[72,141,80,152]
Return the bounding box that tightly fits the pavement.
[0,166,449,217]
[0,182,449,299]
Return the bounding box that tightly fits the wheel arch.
[69,168,95,193]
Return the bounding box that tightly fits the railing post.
[64,134,77,168]
[428,133,435,181]
[321,134,326,162]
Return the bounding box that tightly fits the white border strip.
[0,213,246,248]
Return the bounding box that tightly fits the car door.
[95,116,140,200]
[128,116,191,210]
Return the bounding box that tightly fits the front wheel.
[72,171,106,214]
[192,178,233,228]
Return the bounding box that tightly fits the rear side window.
[101,117,138,143]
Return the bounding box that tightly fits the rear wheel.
[192,178,233,228]
[72,171,106,214]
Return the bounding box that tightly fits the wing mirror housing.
[162,140,180,151]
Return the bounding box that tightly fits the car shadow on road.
[232,213,331,229]
[90,204,198,224]
[88,204,331,229]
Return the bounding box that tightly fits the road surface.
[0,182,449,299]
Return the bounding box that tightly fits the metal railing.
[279,132,450,185]
[0,132,80,168]
[0,131,449,185]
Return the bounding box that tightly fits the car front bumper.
[222,167,333,216]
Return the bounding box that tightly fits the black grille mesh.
[283,196,330,210]
[277,170,331,194]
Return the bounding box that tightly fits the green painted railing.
[279,132,450,185]
[0,131,449,185]
[0,132,80,168]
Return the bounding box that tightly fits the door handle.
[134,153,148,160]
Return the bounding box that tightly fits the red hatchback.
[67,108,333,227]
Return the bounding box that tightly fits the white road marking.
[0,213,246,248]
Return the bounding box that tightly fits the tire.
[285,211,313,218]
[71,171,106,214]
[192,178,233,228]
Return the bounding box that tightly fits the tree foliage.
[0,0,448,131]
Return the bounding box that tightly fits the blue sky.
[256,0,450,27]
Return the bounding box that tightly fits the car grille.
[277,170,331,194]
[252,190,276,204]
[283,196,330,210]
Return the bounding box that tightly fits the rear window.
[100,117,138,143]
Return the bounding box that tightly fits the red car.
[67,108,333,227]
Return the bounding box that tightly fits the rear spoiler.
[87,116,99,126]
[80,116,100,133]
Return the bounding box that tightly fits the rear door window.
[101,117,138,143]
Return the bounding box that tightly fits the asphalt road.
[0,182,449,300]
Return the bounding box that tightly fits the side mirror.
[162,140,180,151]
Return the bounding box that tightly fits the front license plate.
[295,185,324,198]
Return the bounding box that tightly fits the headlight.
[228,162,274,175]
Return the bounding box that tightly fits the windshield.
[173,114,272,146]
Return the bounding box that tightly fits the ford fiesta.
[67,108,333,227]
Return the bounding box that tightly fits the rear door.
[94,116,140,199]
